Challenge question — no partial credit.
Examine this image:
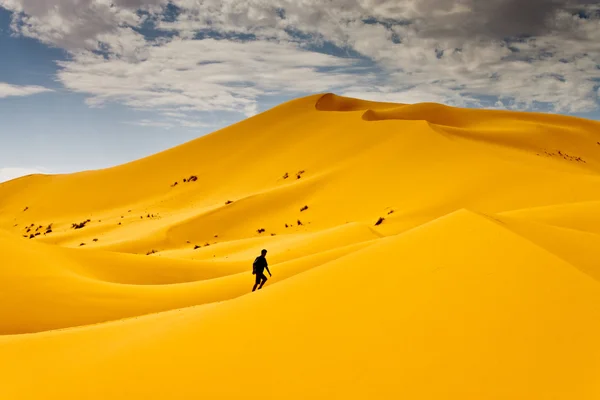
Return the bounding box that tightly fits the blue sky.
[1,1,599,182]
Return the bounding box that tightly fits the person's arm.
[265,260,272,277]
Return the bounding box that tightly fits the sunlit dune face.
[1,93,600,398]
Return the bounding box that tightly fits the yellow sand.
[1,93,600,399]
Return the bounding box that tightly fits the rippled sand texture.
[2,93,600,399]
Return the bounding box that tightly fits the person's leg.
[258,274,268,289]
[253,274,261,291]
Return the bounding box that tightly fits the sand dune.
[1,93,600,398]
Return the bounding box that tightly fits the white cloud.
[0,167,50,183]
[55,37,372,117]
[0,82,53,98]
[1,0,599,115]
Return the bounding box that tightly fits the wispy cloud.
[55,38,371,117]
[0,82,53,98]
[1,0,599,116]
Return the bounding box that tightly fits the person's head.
[261,249,267,256]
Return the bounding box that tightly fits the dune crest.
[1,93,600,398]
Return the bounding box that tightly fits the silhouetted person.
[252,249,271,291]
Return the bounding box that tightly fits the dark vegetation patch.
[542,150,586,163]
[72,219,91,229]
[388,210,395,215]
[283,172,289,179]
[180,175,198,185]
[225,200,233,205]
[297,219,303,226]
[375,217,385,226]
[300,205,308,212]
[257,228,266,234]
[296,170,305,179]
[146,249,158,255]
[23,207,28,212]
[194,245,201,250]
[80,243,86,246]
[271,233,276,236]
[93,238,98,242]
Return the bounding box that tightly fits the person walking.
[252,249,271,291]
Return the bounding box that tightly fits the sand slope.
[1,93,600,398]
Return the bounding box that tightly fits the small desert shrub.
[80,243,86,246]
[23,207,29,212]
[297,220,303,226]
[271,233,276,236]
[283,172,289,179]
[29,234,34,239]
[300,205,308,212]
[285,224,289,228]
[45,229,53,234]
[388,210,394,215]
[72,219,91,229]
[35,232,40,236]
[188,175,198,182]
[257,228,265,234]
[93,238,98,242]
[225,200,233,205]
[146,249,158,255]
[375,217,385,226]
[194,245,201,250]
[171,182,178,187]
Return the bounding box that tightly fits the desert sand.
[1,93,600,398]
